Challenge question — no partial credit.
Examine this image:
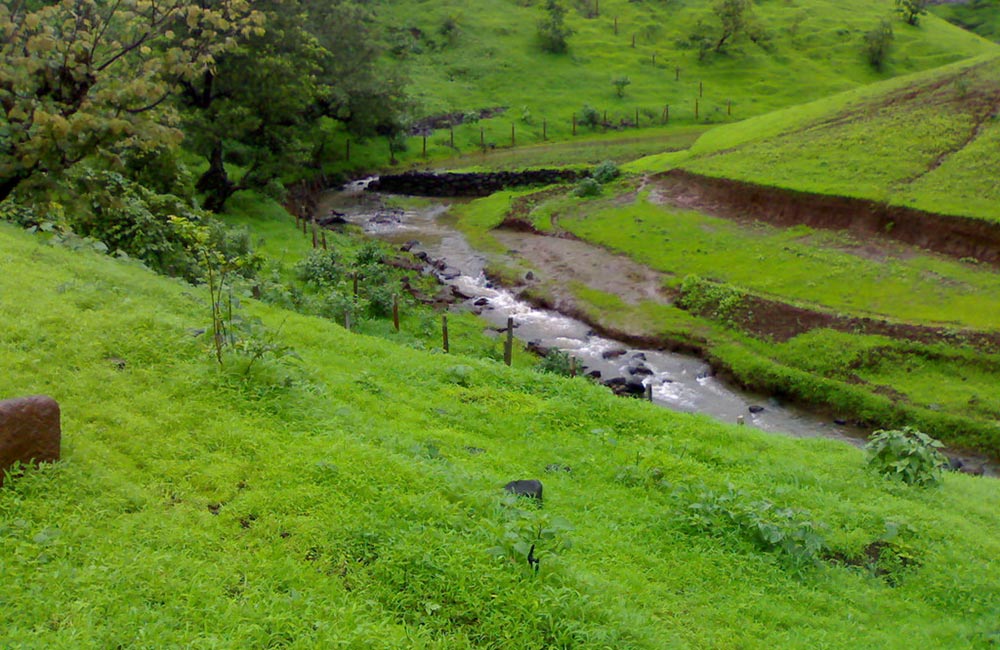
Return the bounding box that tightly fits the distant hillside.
[644,53,1000,221]
[374,0,996,140]
[931,0,1000,42]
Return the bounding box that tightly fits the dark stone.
[400,240,419,252]
[604,377,646,398]
[833,418,848,426]
[628,364,654,377]
[748,405,765,414]
[0,395,61,486]
[474,298,489,307]
[602,348,628,360]
[317,211,348,227]
[587,370,602,379]
[504,479,543,501]
[450,285,472,300]
[526,340,550,357]
[439,267,461,280]
[525,271,535,281]
[631,352,647,361]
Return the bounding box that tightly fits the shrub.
[864,19,894,71]
[611,75,631,98]
[355,240,385,266]
[579,104,601,128]
[572,178,602,197]
[591,160,620,184]
[865,426,946,486]
[296,250,343,287]
[537,0,573,53]
[537,349,573,375]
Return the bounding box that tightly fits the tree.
[538,0,573,54]
[612,75,631,98]
[688,0,771,60]
[864,19,894,71]
[180,0,412,212]
[895,0,930,26]
[0,0,263,202]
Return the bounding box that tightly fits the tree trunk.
[196,141,236,213]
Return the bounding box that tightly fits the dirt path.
[492,229,671,309]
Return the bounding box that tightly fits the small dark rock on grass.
[504,479,543,502]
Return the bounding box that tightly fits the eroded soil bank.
[653,169,1000,267]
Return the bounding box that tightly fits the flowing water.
[319,179,996,474]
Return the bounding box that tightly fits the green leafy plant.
[537,0,573,54]
[296,249,344,287]
[572,178,602,197]
[865,426,946,486]
[591,160,620,184]
[678,486,828,568]
[864,19,894,71]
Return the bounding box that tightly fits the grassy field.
[321,0,996,174]
[3,205,1000,647]
[932,0,1000,42]
[629,53,1000,221]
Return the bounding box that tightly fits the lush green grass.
[631,54,1000,221]
[322,0,996,174]
[3,207,1000,647]
[551,189,1000,329]
[932,0,1000,42]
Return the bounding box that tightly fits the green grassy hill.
[335,0,997,170]
[632,53,1000,220]
[3,209,1000,647]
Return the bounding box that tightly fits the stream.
[318,179,995,475]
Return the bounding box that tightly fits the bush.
[355,240,385,266]
[865,426,946,486]
[537,0,573,53]
[592,160,620,184]
[537,349,573,375]
[864,19,894,71]
[579,104,601,128]
[572,178,602,197]
[296,250,343,287]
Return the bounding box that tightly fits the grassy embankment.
[630,53,1000,220]
[932,0,1000,42]
[320,0,995,174]
[3,195,1000,647]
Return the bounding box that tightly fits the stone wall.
[366,170,585,197]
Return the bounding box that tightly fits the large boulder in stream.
[604,377,646,398]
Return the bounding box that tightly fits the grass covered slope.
[654,53,1000,220]
[327,0,997,169]
[3,217,1000,646]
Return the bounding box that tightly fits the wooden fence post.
[635,107,639,128]
[570,356,577,378]
[346,139,350,162]
[646,383,653,402]
[695,98,699,120]
[392,295,400,332]
[442,314,450,353]
[572,113,577,135]
[503,316,514,366]
[728,99,732,116]
[675,66,680,81]
[699,80,703,97]
[511,123,516,147]
[321,231,327,250]
[481,126,485,149]
[311,222,317,249]
[422,135,427,157]
[614,16,618,35]
[631,33,636,48]
[543,118,547,141]
[353,272,358,297]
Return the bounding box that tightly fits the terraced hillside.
[637,53,1000,221]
